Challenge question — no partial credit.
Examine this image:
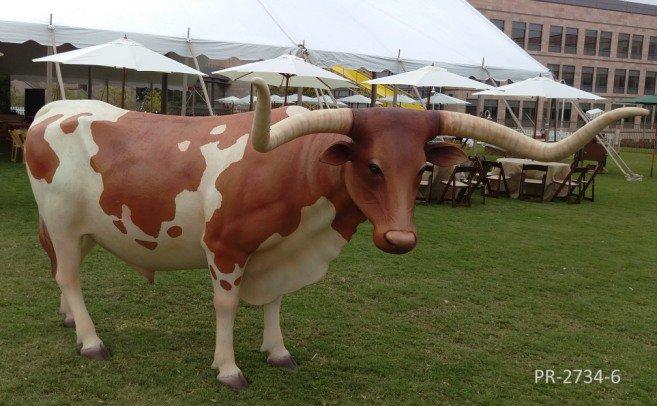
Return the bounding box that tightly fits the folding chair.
[553,165,587,203]
[483,160,510,197]
[437,166,483,207]
[575,164,601,203]
[9,129,25,163]
[415,163,434,205]
[519,164,548,202]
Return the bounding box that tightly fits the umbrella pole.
[283,76,290,106]
[533,96,539,139]
[426,87,431,111]
[121,68,126,108]
[87,66,92,100]
[249,83,254,112]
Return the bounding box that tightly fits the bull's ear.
[425,142,468,167]
[320,141,353,166]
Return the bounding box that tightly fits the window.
[512,22,526,48]
[627,70,640,94]
[549,26,563,52]
[595,68,609,93]
[562,65,575,86]
[613,69,627,93]
[631,35,644,60]
[491,19,505,32]
[584,30,597,55]
[649,36,657,61]
[617,33,630,58]
[599,31,612,57]
[581,67,594,92]
[565,27,578,54]
[484,99,499,121]
[645,71,656,95]
[528,23,542,51]
[547,64,560,79]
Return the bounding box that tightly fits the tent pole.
[392,85,398,106]
[45,46,53,103]
[186,31,214,115]
[297,87,303,106]
[47,15,66,100]
[87,66,92,99]
[121,68,126,108]
[314,88,323,109]
[283,75,290,106]
[533,96,539,139]
[370,71,377,107]
[181,58,188,116]
[426,87,431,110]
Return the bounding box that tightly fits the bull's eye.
[368,163,382,175]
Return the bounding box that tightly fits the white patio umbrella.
[215,96,244,104]
[473,76,605,138]
[339,94,382,106]
[33,38,206,109]
[212,54,355,105]
[238,94,286,105]
[366,65,490,109]
[429,92,469,105]
[379,94,421,105]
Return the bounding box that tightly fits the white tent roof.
[33,38,206,75]
[213,54,354,90]
[379,94,421,104]
[429,93,470,105]
[366,66,491,89]
[339,94,381,105]
[0,0,549,80]
[473,76,605,100]
[216,96,243,104]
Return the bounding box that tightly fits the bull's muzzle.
[383,230,417,254]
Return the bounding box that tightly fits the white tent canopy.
[366,66,491,90]
[473,76,605,100]
[0,0,549,81]
[213,54,354,90]
[429,93,469,105]
[216,96,244,104]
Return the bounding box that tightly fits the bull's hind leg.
[261,296,297,369]
[50,231,107,360]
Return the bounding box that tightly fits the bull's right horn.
[435,107,648,162]
[251,77,353,152]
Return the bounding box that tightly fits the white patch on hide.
[210,124,226,135]
[285,105,308,117]
[177,140,191,152]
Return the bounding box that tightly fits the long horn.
[251,77,353,152]
[436,108,648,162]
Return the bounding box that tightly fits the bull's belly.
[238,197,348,305]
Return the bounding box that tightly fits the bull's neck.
[307,134,366,242]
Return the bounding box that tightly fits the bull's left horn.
[251,77,353,152]
[434,107,648,162]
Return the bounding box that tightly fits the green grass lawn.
[1,152,656,404]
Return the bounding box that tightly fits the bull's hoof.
[80,343,109,361]
[62,315,75,328]
[218,372,249,391]
[267,354,298,370]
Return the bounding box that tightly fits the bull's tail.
[38,217,57,277]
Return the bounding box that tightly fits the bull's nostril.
[384,230,417,249]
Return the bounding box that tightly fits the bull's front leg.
[261,296,297,369]
[205,248,247,390]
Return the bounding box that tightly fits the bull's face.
[319,108,467,254]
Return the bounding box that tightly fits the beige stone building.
[465,0,657,130]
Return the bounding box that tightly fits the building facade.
[467,0,657,131]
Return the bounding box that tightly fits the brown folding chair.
[483,160,510,198]
[415,163,434,205]
[9,129,26,163]
[553,165,587,203]
[575,164,601,203]
[519,163,548,202]
[438,166,483,207]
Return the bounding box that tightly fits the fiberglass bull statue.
[25,77,647,390]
